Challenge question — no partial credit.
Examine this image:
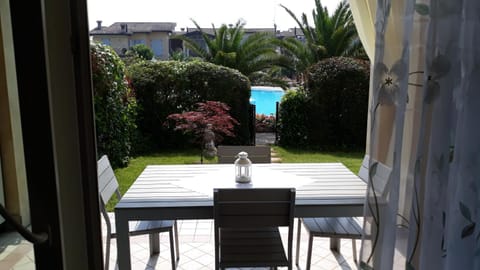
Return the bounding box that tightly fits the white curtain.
[357,0,480,269]
[349,0,376,60]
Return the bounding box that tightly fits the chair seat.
[109,217,174,238]
[302,217,362,239]
[219,227,288,268]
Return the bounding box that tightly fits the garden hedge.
[305,57,370,150]
[90,42,137,167]
[127,60,251,151]
[277,90,309,147]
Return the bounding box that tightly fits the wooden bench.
[217,145,271,163]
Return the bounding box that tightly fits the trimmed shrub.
[90,42,137,167]
[305,57,370,150]
[127,60,251,151]
[127,44,154,60]
[277,90,309,147]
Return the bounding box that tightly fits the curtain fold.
[358,0,480,269]
[348,0,376,60]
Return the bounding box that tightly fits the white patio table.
[115,163,367,269]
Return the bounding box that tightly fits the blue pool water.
[250,86,285,115]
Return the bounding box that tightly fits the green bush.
[90,42,137,167]
[127,60,251,151]
[127,44,154,60]
[277,90,309,147]
[305,57,370,150]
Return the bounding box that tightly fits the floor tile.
[0,218,362,270]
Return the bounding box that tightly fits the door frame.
[9,0,103,268]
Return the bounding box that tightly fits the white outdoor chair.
[97,155,179,270]
[295,155,391,269]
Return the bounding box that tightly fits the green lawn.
[108,147,364,211]
[272,146,364,173]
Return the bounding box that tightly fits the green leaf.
[415,4,430,15]
[359,261,375,270]
[459,202,472,222]
[461,223,475,239]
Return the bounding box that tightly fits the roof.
[174,27,277,37]
[277,28,305,39]
[244,28,275,34]
[90,22,177,35]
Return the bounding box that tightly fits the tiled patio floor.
[105,218,360,270]
[0,230,35,270]
[0,218,360,269]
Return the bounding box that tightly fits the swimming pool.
[250,86,285,115]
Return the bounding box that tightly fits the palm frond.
[171,35,210,59]
[281,0,366,61]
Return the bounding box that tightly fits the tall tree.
[172,19,287,82]
[280,0,366,76]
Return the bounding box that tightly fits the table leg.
[115,210,131,270]
[330,238,341,252]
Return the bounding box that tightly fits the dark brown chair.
[213,188,295,270]
[98,155,180,270]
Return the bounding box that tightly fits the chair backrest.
[358,154,392,197]
[97,155,121,205]
[358,154,370,182]
[214,188,295,228]
[217,145,271,164]
[214,188,295,269]
[97,155,122,270]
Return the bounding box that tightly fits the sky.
[87,0,342,31]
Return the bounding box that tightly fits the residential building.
[172,27,284,57]
[90,21,176,60]
[90,21,306,60]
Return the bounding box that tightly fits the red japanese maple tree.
[165,101,239,146]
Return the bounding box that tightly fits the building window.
[151,39,164,57]
[130,39,146,46]
[102,38,111,46]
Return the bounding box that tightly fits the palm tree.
[280,0,366,75]
[172,19,287,82]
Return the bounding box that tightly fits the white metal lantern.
[234,151,252,183]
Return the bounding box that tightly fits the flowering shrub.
[91,42,137,167]
[165,101,239,146]
[255,114,276,133]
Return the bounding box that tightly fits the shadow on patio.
[0,209,361,270]
[103,217,360,270]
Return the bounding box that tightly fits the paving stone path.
[255,133,281,163]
